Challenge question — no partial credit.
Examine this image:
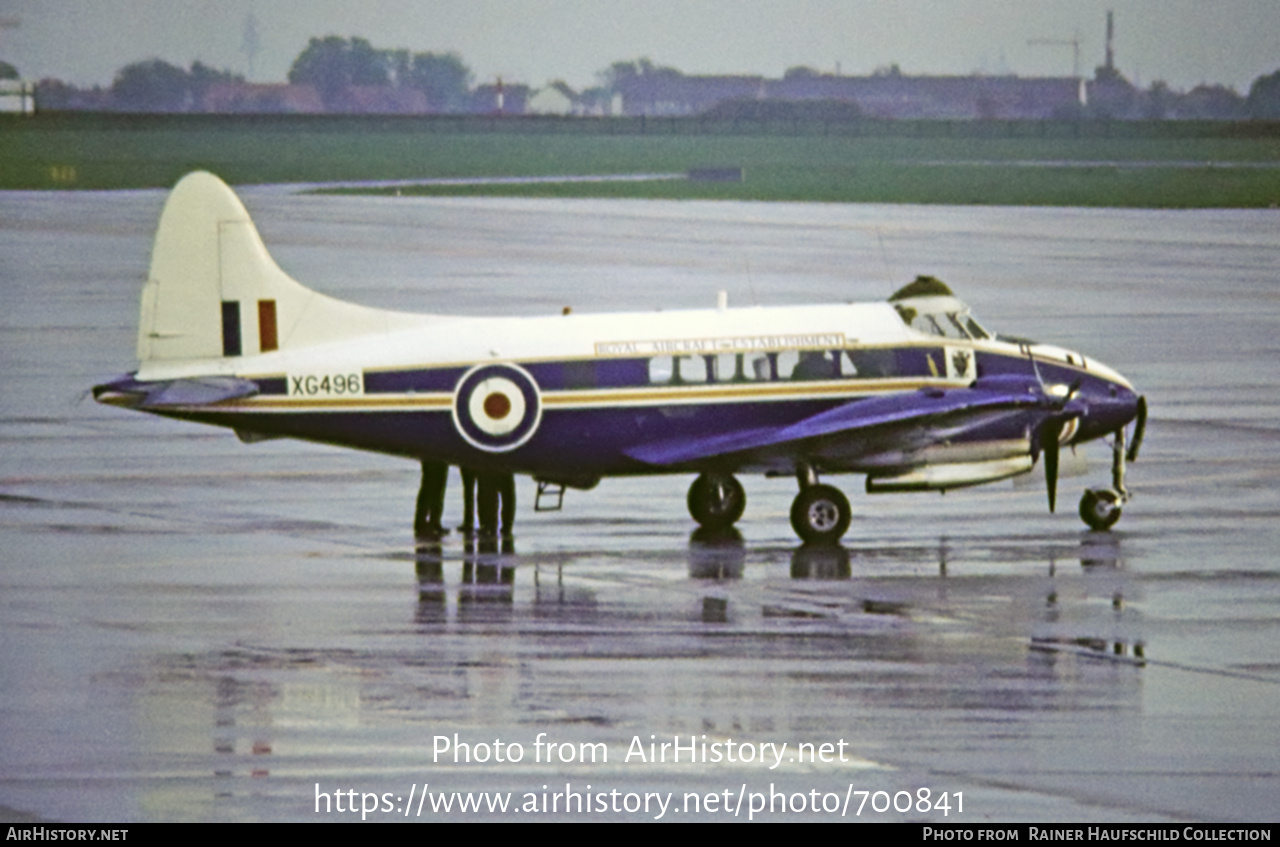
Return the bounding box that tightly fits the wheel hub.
[807,500,840,531]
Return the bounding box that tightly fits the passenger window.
[649,357,674,384]
[792,350,838,380]
[776,351,799,379]
[676,355,707,383]
[745,352,772,380]
[848,349,897,378]
[711,353,738,382]
[839,351,859,377]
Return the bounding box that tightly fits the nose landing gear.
[1079,424,1133,531]
[1079,487,1122,531]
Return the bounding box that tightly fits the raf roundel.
[452,363,542,452]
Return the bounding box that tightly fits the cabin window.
[675,355,707,383]
[791,350,839,380]
[710,353,736,382]
[745,352,772,380]
[839,351,860,377]
[649,357,674,384]
[775,351,799,379]
[648,348,913,384]
[847,348,898,377]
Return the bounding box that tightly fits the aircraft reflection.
[129,531,1147,794]
[789,544,852,580]
[687,527,745,580]
[405,530,1142,669]
[414,537,518,624]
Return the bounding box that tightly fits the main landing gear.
[789,464,850,545]
[687,466,852,545]
[686,473,746,532]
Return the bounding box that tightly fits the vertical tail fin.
[137,171,419,370]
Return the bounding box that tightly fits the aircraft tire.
[790,484,851,545]
[687,473,746,530]
[1079,488,1122,531]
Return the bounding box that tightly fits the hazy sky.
[3,0,1278,93]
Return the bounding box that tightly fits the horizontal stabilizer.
[93,374,259,409]
[139,376,260,408]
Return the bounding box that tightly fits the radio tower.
[1104,11,1115,75]
[1096,10,1123,82]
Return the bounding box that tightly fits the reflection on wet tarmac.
[403,531,1143,670]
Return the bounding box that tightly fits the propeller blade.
[1042,418,1063,513]
[1127,395,1147,462]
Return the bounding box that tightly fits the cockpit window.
[908,313,943,336]
[903,305,992,341]
[911,313,968,339]
[963,314,990,340]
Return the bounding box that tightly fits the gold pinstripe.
[183,377,963,413]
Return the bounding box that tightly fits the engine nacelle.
[866,455,1033,493]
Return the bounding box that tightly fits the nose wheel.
[687,473,746,531]
[1077,421,1136,531]
[1079,488,1122,531]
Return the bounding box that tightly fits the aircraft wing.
[625,374,1075,468]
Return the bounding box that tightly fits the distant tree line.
[286,36,472,112]
[16,40,1280,120]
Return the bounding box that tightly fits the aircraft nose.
[1081,379,1144,451]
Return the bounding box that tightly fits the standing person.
[475,470,517,539]
[457,467,477,534]
[498,471,517,538]
[476,471,500,538]
[413,460,448,538]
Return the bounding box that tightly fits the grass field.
[4,113,1279,207]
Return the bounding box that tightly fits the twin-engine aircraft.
[94,172,1147,544]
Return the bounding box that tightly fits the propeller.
[1036,377,1082,514]
[1042,417,1063,512]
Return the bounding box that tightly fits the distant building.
[471,82,530,115]
[617,70,1087,120]
[527,82,575,115]
[618,74,765,116]
[0,79,35,114]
